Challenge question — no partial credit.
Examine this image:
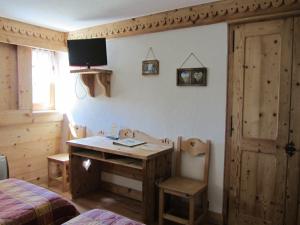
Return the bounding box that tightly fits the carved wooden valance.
[0,17,67,51]
[68,0,300,40]
[1,0,299,49]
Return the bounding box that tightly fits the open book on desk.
[112,138,146,147]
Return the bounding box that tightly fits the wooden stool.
[47,153,69,192]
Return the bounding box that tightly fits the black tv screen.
[67,38,107,68]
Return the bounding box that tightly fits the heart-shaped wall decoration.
[180,71,190,83]
[193,72,203,82]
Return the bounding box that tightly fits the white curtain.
[32,49,57,109]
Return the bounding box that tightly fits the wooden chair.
[48,124,86,192]
[100,128,172,145]
[133,130,172,145]
[119,128,134,139]
[158,136,211,225]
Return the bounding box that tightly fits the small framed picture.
[177,68,207,86]
[142,60,159,75]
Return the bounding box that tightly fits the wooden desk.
[67,136,173,224]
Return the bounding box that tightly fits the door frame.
[223,12,300,225]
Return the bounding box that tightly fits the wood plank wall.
[0,42,63,184]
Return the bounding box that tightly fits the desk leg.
[143,159,156,224]
[62,162,68,192]
[48,160,51,187]
[69,149,100,199]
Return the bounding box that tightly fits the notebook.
[113,138,145,147]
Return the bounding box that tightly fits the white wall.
[60,23,228,214]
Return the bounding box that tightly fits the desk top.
[67,136,173,160]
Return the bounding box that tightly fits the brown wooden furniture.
[158,136,211,225]
[67,131,173,225]
[70,69,112,97]
[47,153,69,192]
[48,124,86,192]
[225,17,300,225]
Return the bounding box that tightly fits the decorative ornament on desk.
[82,159,91,171]
[142,47,159,75]
[177,52,207,86]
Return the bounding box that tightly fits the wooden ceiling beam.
[68,0,300,40]
[0,17,67,51]
[1,0,300,49]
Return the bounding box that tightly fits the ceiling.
[0,0,217,32]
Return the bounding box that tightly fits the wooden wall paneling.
[0,122,62,147]
[0,110,32,126]
[68,0,300,40]
[0,131,61,183]
[10,152,54,177]
[17,46,32,110]
[285,16,300,225]
[0,111,63,126]
[18,168,49,183]
[228,18,293,225]
[32,111,63,124]
[0,138,60,163]
[0,42,18,110]
[0,17,67,51]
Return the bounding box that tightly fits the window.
[32,49,57,111]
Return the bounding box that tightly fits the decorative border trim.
[0,17,67,51]
[1,0,299,49]
[68,0,300,40]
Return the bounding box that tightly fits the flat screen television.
[67,38,107,69]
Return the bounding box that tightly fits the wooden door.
[286,16,300,225]
[228,18,294,225]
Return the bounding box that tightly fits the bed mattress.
[0,178,78,225]
[63,209,144,225]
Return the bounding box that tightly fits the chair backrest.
[175,136,211,184]
[118,129,172,146]
[68,124,86,140]
[119,128,134,139]
[133,130,172,146]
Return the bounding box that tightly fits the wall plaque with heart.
[177,67,207,86]
[177,52,207,86]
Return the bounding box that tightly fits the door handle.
[285,142,296,157]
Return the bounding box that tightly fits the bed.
[0,178,78,225]
[62,209,144,225]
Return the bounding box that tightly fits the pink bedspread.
[0,178,78,225]
[63,209,144,225]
